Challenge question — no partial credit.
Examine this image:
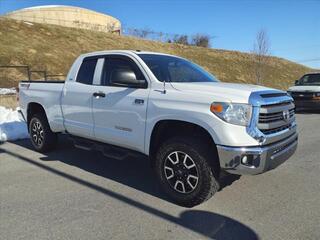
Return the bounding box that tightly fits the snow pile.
[0,88,16,95]
[0,106,29,141]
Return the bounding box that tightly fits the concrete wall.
[5,5,121,34]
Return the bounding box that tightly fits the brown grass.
[0,95,18,109]
[0,17,314,90]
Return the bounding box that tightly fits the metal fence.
[0,65,65,84]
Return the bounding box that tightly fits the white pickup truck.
[19,50,298,207]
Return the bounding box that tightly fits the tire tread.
[155,136,220,207]
[29,113,57,153]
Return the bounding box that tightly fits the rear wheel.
[154,137,220,207]
[29,114,57,152]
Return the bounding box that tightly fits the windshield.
[138,54,219,83]
[297,74,320,86]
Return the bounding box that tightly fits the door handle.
[93,92,106,98]
[134,99,144,105]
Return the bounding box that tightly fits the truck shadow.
[11,136,241,203]
[1,141,258,240]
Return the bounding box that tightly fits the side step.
[70,136,140,160]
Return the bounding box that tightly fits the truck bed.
[19,81,65,132]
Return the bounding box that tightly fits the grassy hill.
[0,17,312,89]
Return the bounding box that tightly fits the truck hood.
[288,85,320,92]
[171,82,278,103]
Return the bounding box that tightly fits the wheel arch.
[27,102,49,131]
[148,119,220,168]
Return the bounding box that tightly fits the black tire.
[154,136,220,207]
[29,113,57,153]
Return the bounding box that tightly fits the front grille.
[259,109,295,123]
[258,101,295,135]
[291,92,315,100]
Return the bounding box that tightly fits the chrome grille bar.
[259,102,295,114]
[259,109,294,123]
[258,101,295,134]
[247,90,297,145]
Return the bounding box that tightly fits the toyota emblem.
[283,110,290,121]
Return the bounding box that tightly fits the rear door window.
[76,58,98,85]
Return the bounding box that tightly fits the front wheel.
[154,137,220,207]
[29,114,57,153]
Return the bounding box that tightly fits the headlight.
[315,92,320,97]
[210,102,252,126]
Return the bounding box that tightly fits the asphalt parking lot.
[0,113,319,240]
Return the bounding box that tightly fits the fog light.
[241,155,256,167]
[241,154,261,167]
[241,155,248,164]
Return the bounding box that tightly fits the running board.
[70,136,141,160]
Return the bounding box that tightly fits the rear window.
[76,58,97,85]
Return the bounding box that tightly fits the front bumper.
[293,99,320,111]
[217,132,298,175]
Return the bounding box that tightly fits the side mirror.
[295,80,300,85]
[110,69,147,88]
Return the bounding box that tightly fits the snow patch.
[0,106,29,142]
[0,88,16,95]
[23,21,34,26]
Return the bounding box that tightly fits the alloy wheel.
[31,120,44,147]
[164,151,199,194]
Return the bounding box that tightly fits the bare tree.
[252,29,270,85]
[191,34,211,48]
[173,34,189,45]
